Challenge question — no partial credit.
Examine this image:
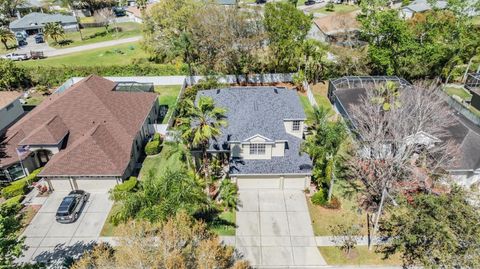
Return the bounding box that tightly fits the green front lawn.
[48,22,141,48]
[210,210,236,236]
[0,41,17,54]
[139,143,187,179]
[310,4,360,14]
[319,246,402,266]
[155,85,182,124]
[444,86,472,101]
[298,93,314,116]
[308,182,368,236]
[100,202,122,237]
[18,42,148,67]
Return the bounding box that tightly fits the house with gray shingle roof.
[400,0,447,19]
[9,12,78,34]
[329,76,480,188]
[195,87,312,190]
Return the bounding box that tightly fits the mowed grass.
[18,42,147,67]
[210,210,236,236]
[308,181,368,236]
[298,93,314,116]
[319,246,402,266]
[310,4,359,14]
[444,86,472,100]
[100,202,121,237]
[49,22,141,48]
[139,143,187,179]
[154,85,182,124]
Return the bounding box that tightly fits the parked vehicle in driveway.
[55,190,90,223]
[1,53,29,61]
[34,33,44,43]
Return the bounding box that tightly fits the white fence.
[303,81,318,108]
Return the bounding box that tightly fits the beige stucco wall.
[284,120,304,138]
[232,175,311,190]
[0,99,23,132]
[272,141,285,157]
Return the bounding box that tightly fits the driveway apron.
[236,190,326,267]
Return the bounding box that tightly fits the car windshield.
[56,196,75,216]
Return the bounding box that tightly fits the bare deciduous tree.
[346,81,459,247]
[94,8,116,33]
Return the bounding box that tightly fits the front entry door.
[37,150,52,166]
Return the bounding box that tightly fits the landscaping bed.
[307,182,368,236]
[319,246,401,266]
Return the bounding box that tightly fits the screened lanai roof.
[465,73,480,95]
[330,76,411,91]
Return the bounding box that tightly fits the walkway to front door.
[235,190,326,267]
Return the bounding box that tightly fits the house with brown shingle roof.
[309,11,361,46]
[0,75,159,191]
[0,91,24,133]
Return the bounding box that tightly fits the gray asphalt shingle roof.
[333,84,480,171]
[10,12,77,30]
[197,87,306,144]
[196,87,312,175]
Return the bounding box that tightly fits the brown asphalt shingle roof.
[313,11,360,35]
[0,75,157,177]
[0,92,22,108]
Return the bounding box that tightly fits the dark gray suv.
[55,190,90,223]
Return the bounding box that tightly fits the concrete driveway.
[18,191,113,266]
[236,190,326,267]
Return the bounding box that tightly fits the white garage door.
[49,179,74,191]
[74,179,119,193]
[237,176,281,189]
[236,176,308,190]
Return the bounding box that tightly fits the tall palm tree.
[43,22,65,44]
[180,96,227,179]
[0,28,14,50]
[301,106,347,201]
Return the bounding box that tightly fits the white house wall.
[284,120,304,138]
[0,99,23,132]
[271,141,285,157]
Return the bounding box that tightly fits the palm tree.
[43,22,65,44]
[219,179,238,211]
[0,28,14,50]
[301,106,347,201]
[180,96,227,180]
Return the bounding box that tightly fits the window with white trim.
[292,120,301,131]
[249,144,266,155]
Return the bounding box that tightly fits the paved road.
[44,36,141,57]
[235,190,326,267]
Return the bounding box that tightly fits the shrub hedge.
[2,194,25,209]
[145,140,161,155]
[311,189,328,206]
[1,168,42,199]
[2,179,28,199]
[27,63,189,88]
[145,134,163,156]
[111,177,138,201]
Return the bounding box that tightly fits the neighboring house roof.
[196,87,312,175]
[0,92,22,109]
[19,0,44,8]
[332,82,480,172]
[217,0,237,5]
[9,12,77,30]
[0,75,157,177]
[313,11,360,35]
[125,4,153,19]
[402,0,447,13]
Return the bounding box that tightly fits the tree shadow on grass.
[33,240,98,268]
